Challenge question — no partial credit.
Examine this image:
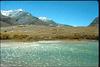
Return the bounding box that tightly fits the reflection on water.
[0,40,98,67]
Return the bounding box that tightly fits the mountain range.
[0,9,99,27]
[0,9,60,27]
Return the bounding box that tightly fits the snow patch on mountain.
[1,10,13,16]
[1,9,24,16]
[38,17,51,21]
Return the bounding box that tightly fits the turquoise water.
[0,40,98,67]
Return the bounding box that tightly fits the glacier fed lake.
[0,40,98,67]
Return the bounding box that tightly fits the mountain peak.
[89,17,99,27]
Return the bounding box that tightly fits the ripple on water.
[0,40,98,67]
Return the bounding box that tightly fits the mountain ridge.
[0,9,61,26]
[88,17,99,27]
[0,9,99,27]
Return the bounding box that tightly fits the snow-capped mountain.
[1,9,44,24]
[0,9,58,26]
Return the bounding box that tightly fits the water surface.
[0,40,98,67]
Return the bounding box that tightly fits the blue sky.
[0,1,98,26]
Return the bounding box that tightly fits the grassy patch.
[0,26,98,41]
